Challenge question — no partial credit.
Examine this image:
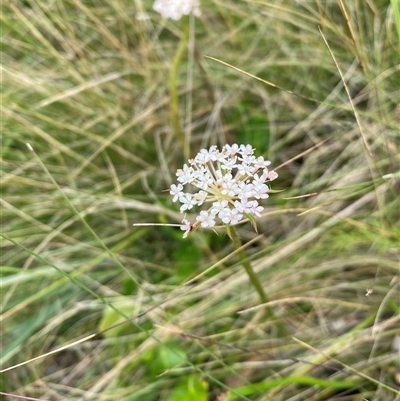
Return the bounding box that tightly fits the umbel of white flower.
[170,144,278,238]
[153,0,201,20]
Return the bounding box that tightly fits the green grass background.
[2,0,400,400]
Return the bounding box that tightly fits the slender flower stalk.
[227,225,288,336]
[153,1,201,152]
[226,225,269,304]
[168,15,190,151]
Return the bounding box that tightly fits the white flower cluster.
[170,144,278,237]
[153,0,201,20]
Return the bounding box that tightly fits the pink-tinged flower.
[264,170,278,182]
[153,0,201,20]
[170,144,278,237]
[180,219,193,238]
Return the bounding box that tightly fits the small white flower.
[193,170,213,190]
[247,200,264,217]
[223,143,240,157]
[234,199,253,214]
[210,200,229,216]
[194,148,212,164]
[230,209,244,224]
[221,174,238,197]
[252,183,269,199]
[193,190,207,205]
[179,192,195,212]
[236,162,255,176]
[153,0,201,20]
[194,147,218,164]
[236,181,254,199]
[239,154,256,165]
[234,199,263,217]
[208,145,219,161]
[219,208,243,225]
[220,156,237,170]
[239,144,254,156]
[253,156,271,170]
[170,144,278,237]
[252,173,264,186]
[170,183,183,202]
[176,164,194,184]
[196,210,216,228]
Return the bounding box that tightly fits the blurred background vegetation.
[2,0,400,400]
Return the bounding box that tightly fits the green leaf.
[244,212,258,233]
[98,302,136,338]
[174,241,201,279]
[226,376,362,400]
[2,300,62,364]
[142,343,187,378]
[165,374,208,401]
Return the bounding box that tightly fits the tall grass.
[2,0,399,400]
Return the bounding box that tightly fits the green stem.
[168,15,190,153]
[227,225,288,336]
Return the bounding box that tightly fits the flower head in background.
[170,144,278,237]
[153,0,201,20]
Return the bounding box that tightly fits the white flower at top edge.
[171,144,278,237]
[153,0,201,20]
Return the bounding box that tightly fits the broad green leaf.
[165,374,208,401]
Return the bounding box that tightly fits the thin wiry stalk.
[168,15,190,152]
[227,225,289,337]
